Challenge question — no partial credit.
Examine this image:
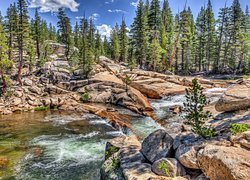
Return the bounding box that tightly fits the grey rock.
[28,86,42,95]
[23,78,33,86]
[175,144,200,169]
[141,129,174,163]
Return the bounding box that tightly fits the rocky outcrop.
[84,72,153,115]
[215,80,250,112]
[101,136,161,180]
[141,129,174,163]
[198,145,250,180]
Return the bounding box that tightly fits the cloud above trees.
[29,0,80,12]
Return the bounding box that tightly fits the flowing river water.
[0,88,226,180]
[0,109,161,179]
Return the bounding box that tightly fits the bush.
[80,92,90,102]
[105,146,119,160]
[230,123,250,135]
[34,106,50,111]
[184,78,216,138]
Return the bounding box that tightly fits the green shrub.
[34,106,50,111]
[199,126,217,138]
[110,157,119,171]
[230,123,250,135]
[158,161,171,177]
[80,92,90,102]
[105,146,119,160]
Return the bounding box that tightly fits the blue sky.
[0,0,249,37]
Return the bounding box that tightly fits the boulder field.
[101,129,250,180]
[0,54,234,121]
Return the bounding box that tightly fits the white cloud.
[105,0,115,4]
[29,0,80,13]
[96,24,112,39]
[76,16,84,20]
[89,13,100,21]
[130,0,139,7]
[108,9,127,13]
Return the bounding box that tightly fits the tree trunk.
[0,70,7,95]
[17,45,23,86]
[36,38,40,59]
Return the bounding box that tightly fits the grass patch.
[34,106,50,111]
[230,123,250,135]
[105,146,119,160]
[158,160,172,177]
[80,92,90,102]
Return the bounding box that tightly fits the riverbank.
[1,46,250,179]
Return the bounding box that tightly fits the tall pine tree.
[17,0,29,85]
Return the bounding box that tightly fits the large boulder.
[174,133,203,169]
[215,81,250,112]
[141,129,174,163]
[198,145,250,180]
[152,158,186,177]
[175,144,200,169]
[85,72,153,114]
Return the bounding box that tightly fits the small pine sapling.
[184,78,216,138]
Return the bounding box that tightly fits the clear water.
[0,108,162,180]
[0,111,123,180]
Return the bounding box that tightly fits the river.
[0,88,226,179]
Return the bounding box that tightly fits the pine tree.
[17,0,29,85]
[130,0,149,68]
[110,24,120,61]
[215,3,228,72]
[172,13,181,73]
[0,24,13,95]
[33,9,41,59]
[41,20,49,43]
[179,7,194,74]
[148,0,161,38]
[26,36,35,74]
[103,36,111,58]
[94,31,102,61]
[148,37,163,71]
[57,8,72,60]
[244,6,250,72]
[48,23,57,41]
[74,21,80,49]
[229,0,244,72]
[0,11,3,25]
[205,0,217,72]
[5,3,18,60]
[195,6,206,72]
[162,0,174,66]
[217,5,231,71]
[184,78,215,138]
[88,19,95,51]
[79,17,93,79]
[119,17,129,62]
